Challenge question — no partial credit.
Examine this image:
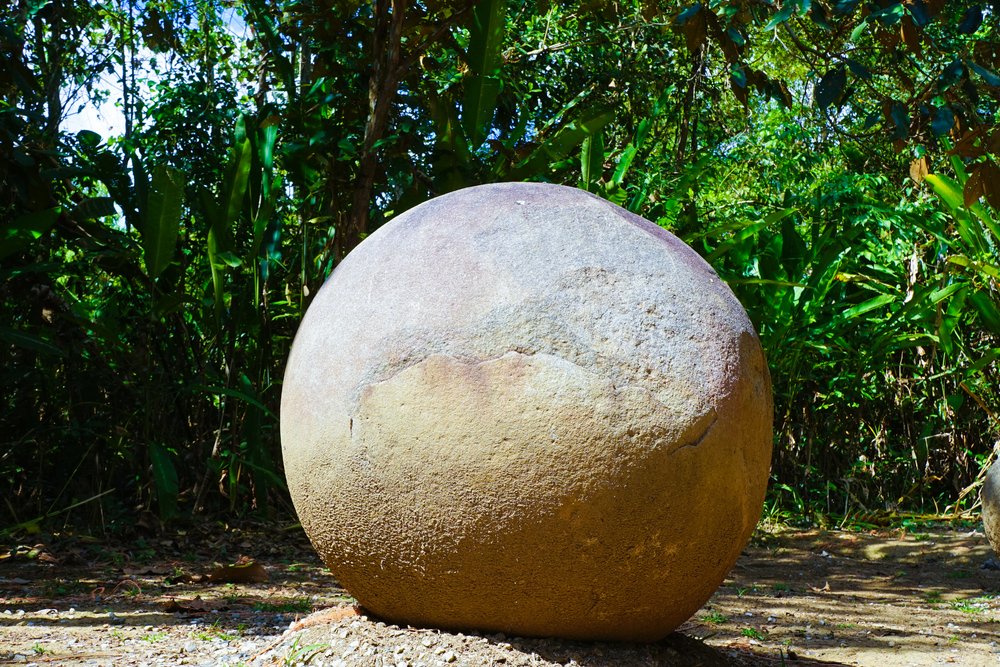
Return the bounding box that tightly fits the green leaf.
[705,219,773,263]
[889,102,910,139]
[815,66,846,110]
[927,282,967,305]
[76,129,102,149]
[762,207,798,226]
[780,218,808,277]
[906,0,930,26]
[969,61,1000,87]
[462,0,506,147]
[466,0,505,76]
[149,442,179,520]
[946,256,1000,280]
[0,326,66,357]
[676,4,702,26]
[611,85,674,186]
[251,124,280,262]
[726,277,805,288]
[224,139,253,235]
[924,173,964,210]
[204,137,253,321]
[938,285,968,356]
[958,6,984,34]
[194,384,277,421]
[849,17,868,42]
[730,64,747,89]
[580,131,604,192]
[764,3,796,31]
[428,89,470,164]
[611,145,638,186]
[969,347,1000,374]
[216,251,243,268]
[463,75,503,147]
[0,207,61,260]
[72,197,117,221]
[871,3,905,25]
[969,198,1000,245]
[142,165,184,279]
[260,124,278,193]
[251,173,281,263]
[969,291,1000,336]
[26,0,52,19]
[845,58,871,80]
[206,232,226,322]
[838,293,895,320]
[509,107,615,180]
[938,59,964,91]
[930,105,954,136]
[153,293,186,318]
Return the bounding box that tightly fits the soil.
[1,521,998,666]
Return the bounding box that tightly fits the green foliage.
[2,0,999,531]
[621,93,999,516]
[1,208,61,261]
[142,166,184,279]
[463,0,507,148]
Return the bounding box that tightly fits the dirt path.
[1,523,998,666]
[692,526,1000,666]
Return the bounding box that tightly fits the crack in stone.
[673,411,719,452]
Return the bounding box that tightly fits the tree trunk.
[338,0,407,260]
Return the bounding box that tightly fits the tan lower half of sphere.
[286,351,771,641]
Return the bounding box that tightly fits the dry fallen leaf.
[206,556,269,584]
[287,605,361,633]
[909,157,929,184]
[250,605,363,663]
[162,596,222,613]
[167,555,269,584]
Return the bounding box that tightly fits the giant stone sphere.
[281,182,773,641]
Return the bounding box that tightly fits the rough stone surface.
[983,458,1000,559]
[280,182,773,642]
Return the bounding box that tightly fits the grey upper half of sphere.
[282,182,763,434]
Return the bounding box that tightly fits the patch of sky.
[61,3,253,141]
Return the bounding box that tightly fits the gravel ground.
[3,523,1000,666]
[248,607,742,667]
